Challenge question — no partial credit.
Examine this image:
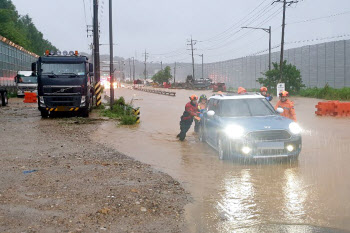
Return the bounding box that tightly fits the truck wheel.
[80,109,89,118]
[1,91,8,106]
[41,110,49,118]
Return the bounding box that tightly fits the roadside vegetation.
[299,84,350,100]
[0,0,57,54]
[100,97,138,125]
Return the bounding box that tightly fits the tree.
[152,66,173,84]
[0,0,57,55]
[258,61,305,95]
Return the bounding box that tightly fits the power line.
[82,0,88,26]
[287,10,350,25]
[202,0,272,42]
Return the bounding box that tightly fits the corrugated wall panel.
[345,40,350,87]
[325,42,336,87]
[309,44,318,87]
[317,43,326,88]
[334,41,345,88]
[301,46,310,87]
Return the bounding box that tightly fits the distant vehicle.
[33,50,94,118]
[185,75,212,90]
[199,93,302,160]
[0,88,8,106]
[212,83,226,92]
[15,71,38,97]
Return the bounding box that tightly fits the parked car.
[0,88,8,106]
[199,93,302,160]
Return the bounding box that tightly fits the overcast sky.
[11,0,350,63]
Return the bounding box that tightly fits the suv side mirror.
[276,107,284,114]
[207,110,215,117]
[89,63,94,75]
[31,62,36,73]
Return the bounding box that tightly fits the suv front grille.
[247,130,291,141]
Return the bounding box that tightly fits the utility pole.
[173,62,176,84]
[93,0,101,106]
[161,61,163,70]
[187,36,197,80]
[129,58,132,80]
[143,50,149,80]
[108,0,114,109]
[242,26,272,70]
[273,0,298,80]
[199,54,204,79]
[132,57,135,81]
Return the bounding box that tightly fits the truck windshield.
[41,63,85,76]
[18,76,37,83]
[220,98,276,117]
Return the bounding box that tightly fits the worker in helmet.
[275,91,297,122]
[238,87,247,94]
[260,86,273,101]
[194,94,208,133]
[177,95,200,141]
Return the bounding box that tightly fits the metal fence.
[181,39,350,89]
[0,35,38,87]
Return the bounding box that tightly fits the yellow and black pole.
[95,81,102,106]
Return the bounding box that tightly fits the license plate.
[256,142,284,149]
[57,106,68,111]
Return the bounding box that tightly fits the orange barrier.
[315,101,350,117]
[23,92,37,103]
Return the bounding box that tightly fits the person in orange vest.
[260,86,273,101]
[275,91,297,122]
[238,87,247,94]
[177,95,200,141]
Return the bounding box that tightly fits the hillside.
[0,0,57,55]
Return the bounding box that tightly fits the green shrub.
[100,97,137,125]
[120,115,137,125]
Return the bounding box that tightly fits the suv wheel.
[199,125,206,142]
[218,136,229,160]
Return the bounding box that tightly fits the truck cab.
[15,71,38,97]
[33,51,94,118]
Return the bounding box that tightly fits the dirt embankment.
[0,99,190,233]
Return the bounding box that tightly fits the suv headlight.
[224,125,245,139]
[289,122,302,135]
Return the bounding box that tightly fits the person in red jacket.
[275,91,297,122]
[177,95,199,141]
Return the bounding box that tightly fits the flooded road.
[93,88,350,232]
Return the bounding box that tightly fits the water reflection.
[217,169,261,231]
[283,168,307,221]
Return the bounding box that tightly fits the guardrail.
[133,87,176,97]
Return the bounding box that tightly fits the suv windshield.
[41,63,85,76]
[220,98,276,117]
[18,75,37,83]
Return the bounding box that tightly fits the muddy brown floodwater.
[95,88,350,233]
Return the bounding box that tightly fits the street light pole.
[198,54,204,79]
[242,26,272,71]
[108,0,114,109]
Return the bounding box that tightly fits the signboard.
[277,83,285,96]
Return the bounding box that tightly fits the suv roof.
[209,92,265,100]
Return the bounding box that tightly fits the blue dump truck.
[32,50,94,118]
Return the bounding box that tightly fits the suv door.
[206,99,220,145]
